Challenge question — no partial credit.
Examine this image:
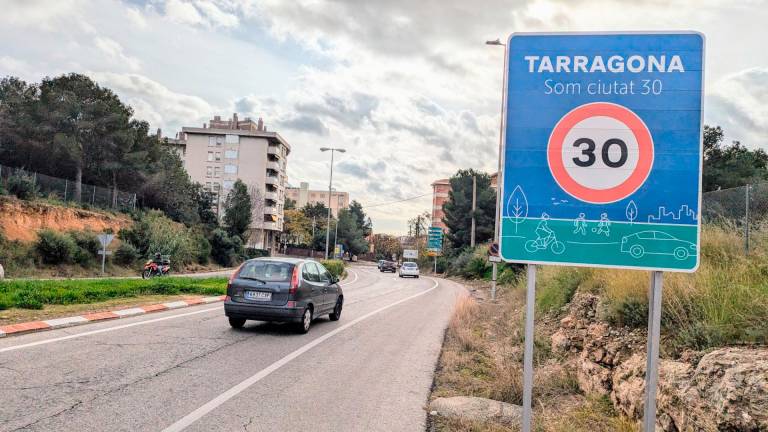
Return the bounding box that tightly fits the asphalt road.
[0,263,465,432]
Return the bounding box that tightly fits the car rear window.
[403,262,417,268]
[238,261,293,282]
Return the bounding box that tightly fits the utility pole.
[320,147,346,260]
[470,175,477,247]
[487,37,508,301]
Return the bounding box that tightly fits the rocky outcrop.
[552,293,768,431]
[429,396,522,426]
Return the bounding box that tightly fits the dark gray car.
[224,257,344,333]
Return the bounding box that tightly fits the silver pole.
[324,150,335,260]
[434,255,437,273]
[522,264,536,432]
[643,271,663,432]
[101,242,107,275]
[490,41,508,301]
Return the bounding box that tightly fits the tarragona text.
[523,55,685,74]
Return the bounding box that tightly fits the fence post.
[64,180,68,201]
[745,184,751,254]
[92,185,96,205]
[132,193,137,212]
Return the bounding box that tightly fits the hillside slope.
[0,196,131,242]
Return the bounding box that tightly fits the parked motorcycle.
[141,255,171,279]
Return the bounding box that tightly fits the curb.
[0,295,226,338]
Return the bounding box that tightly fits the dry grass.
[432,288,635,432]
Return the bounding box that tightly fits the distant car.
[399,261,420,278]
[380,261,397,273]
[224,257,344,333]
[620,231,696,260]
[377,260,386,270]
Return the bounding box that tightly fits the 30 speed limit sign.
[548,102,654,204]
[499,32,704,272]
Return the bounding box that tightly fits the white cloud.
[164,0,205,26]
[94,37,142,71]
[194,0,239,27]
[708,67,768,146]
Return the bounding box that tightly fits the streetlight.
[486,38,507,302]
[320,147,346,259]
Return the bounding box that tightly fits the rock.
[429,396,522,426]
[551,329,570,354]
[577,358,613,396]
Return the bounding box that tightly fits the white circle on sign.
[561,116,640,191]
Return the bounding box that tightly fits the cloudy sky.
[1,0,766,234]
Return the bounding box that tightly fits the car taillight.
[289,265,300,295]
[227,262,245,291]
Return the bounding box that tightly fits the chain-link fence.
[703,182,768,253]
[0,164,136,213]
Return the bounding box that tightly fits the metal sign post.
[97,233,115,276]
[643,271,664,432]
[498,32,704,430]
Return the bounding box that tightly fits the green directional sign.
[427,227,443,254]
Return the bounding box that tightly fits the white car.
[399,262,420,278]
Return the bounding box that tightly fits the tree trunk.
[74,163,83,203]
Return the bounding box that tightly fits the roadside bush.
[35,229,78,264]
[447,248,474,276]
[209,228,243,267]
[193,232,212,265]
[68,230,101,266]
[114,242,140,266]
[320,259,345,279]
[118,211,196,265]
[245,248,270,259]
[7,173,38,200]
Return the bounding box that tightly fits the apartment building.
[285,182,349,217]
[169,114,291,251]
[431,172,498,233]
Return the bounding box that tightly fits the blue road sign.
[499,32,704,272]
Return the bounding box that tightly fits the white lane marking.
[339,268,359,286]
[162,278,440,432]
[0,306,222,354]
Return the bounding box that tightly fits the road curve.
[0,264,465,432]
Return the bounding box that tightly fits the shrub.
[114,242,140,266]
[68,230,101,266]
[118,211,196,265]
[245,248,270,259]
[209,228,243,267]
[447,248,474,276]
[320,259,345,278]
[7,173,38,200]
[35,229,78,264]
[193,233,212,265]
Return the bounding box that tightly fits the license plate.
[245,291,272,301]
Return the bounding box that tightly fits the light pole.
[487,38,507,302]
[320,147,346,259]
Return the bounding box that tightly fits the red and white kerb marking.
[547,102,654,204]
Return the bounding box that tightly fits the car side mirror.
[331,275,339,284]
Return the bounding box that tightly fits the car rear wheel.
[297,308,312,334]
[329,298,343,321]
[629,245,644,258]
[228,317,245,329]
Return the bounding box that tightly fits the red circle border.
[547,102,654,204]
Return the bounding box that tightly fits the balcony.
[264,206,278,215]
[265,191,278,201]
[263,221,279,231]
[267,146,281,158]
[266,161,281,172]
[265,176,279,186]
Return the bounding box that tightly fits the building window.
[224,164,237,174]
[223,180,234,189]
[215,152,221,162]
[206,166,213,177]
[214,166,221,178]
[225,134,239,144]
[207,151,213,161]
[225,150,238,159]
[209,136,224,146]
[213,183,220,192]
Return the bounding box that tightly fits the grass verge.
[0,277,227,310]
